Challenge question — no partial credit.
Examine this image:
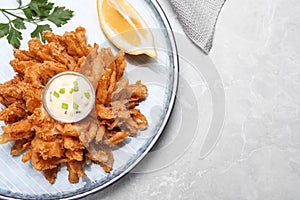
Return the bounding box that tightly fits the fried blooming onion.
[0,27,148,184]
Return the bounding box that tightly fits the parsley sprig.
[0,0,74,48]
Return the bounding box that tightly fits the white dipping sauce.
[42,71,95,123]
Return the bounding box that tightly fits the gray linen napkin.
[170,0,226,53]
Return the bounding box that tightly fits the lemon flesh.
[97,0,157,58]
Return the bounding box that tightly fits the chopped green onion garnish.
[53,91,59,98]
[84,92,91,99]
[73,85,79,92]
[69,88,74,94]
[72,81,79,92]
[59,88,65,94]
[62,103,68,110]
[73,102,79,109]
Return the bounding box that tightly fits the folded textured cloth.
[170,0,226,53]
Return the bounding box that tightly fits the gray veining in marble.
[86,0,300,199]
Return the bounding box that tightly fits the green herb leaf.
[27,0,54,18]
[31,24,51,42]
[0,0,74,48]
[69,88,74,94]
[47,6,74,27]
[0,23,9,38]
[7,27,22,49]
[62,102,68,110]
[22,7,34,20]
[12,18,26,30]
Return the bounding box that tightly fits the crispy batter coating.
[104,130,129,147]
[0,27,148,184]
[86,143,114,172]
[0,101,27,124]
[10,138,31,156]
[66,160,86,183]
[44,166,60,184]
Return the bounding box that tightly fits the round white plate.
[0,0,178,199]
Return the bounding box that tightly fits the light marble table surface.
[86,0,300,199]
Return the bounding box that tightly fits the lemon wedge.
[97,0,157,58]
